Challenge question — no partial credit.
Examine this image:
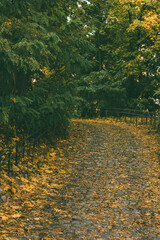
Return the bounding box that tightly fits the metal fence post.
[157,113,160,130]
[154,116,156,129]
[141,115,143,124]
[130,115,132,123]
[23,133,25,158]
[150,116,153,128]
[15,142,18,166]
[32,138,36,161]
[136,116,137,126]
[8,150,11,174]
[28,137,31,156]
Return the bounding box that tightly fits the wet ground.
[0,119,160,239]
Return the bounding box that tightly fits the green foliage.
[74,0,160,115]
[0,0,160,136]
[0,82,75,136]
[76,70,127,117]
[0,0,88,137]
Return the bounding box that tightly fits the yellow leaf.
[1,215,9,220]
[59,170,66,174]
[24,184,35,192]
[10,177,16,183]
[12,213,21,218]
[5,19,12,25]
[51,183,63,189]
[45,169,53,174]
[11,187,16,194]
[3,185,10,191]
[50,148,55,152]
[12,205,21,210]
[20,177,28,182]
[12,165,20,172]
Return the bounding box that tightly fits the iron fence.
[0,108,159,175]
[0,129,47,174]
[105,108,159,129]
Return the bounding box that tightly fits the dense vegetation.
[0,0,160,136]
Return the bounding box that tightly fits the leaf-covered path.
[0,119,160,239]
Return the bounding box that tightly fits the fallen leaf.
[12,213,21,218]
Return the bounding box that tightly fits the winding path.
[0,119,160,239]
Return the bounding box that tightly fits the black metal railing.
[0,129,48,174]
[105,108,159,129]
[0,108,159,175]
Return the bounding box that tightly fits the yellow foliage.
[5,19,11,25]
[143,12,159,30]
[11,97,16,103]
[3,185,10,191]
[41,67,50,76]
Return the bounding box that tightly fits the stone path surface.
[0,119,160,239]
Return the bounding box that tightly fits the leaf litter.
[0,119,160,239]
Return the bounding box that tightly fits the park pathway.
[0,119,160,239]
